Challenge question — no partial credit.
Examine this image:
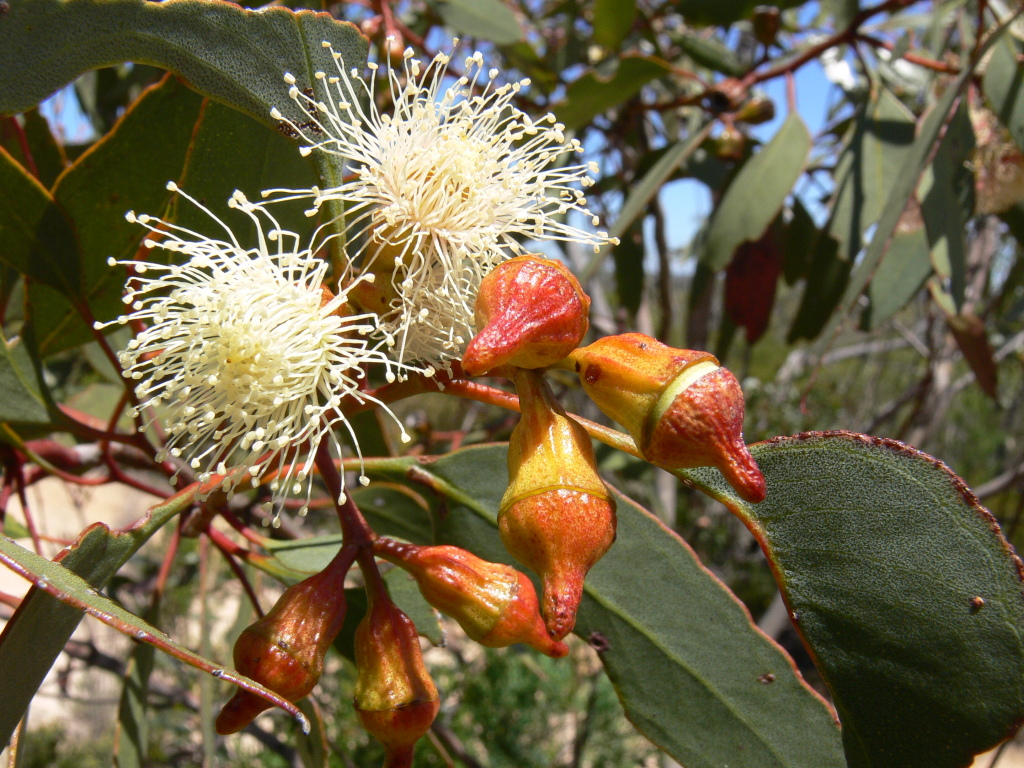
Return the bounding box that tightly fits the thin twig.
[430,723,485,768]
[208,528,265,618]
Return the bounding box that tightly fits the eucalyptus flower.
[100,183,411,520]
[268,41,616,371]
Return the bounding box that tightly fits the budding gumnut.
[499,368,616,640]
[215,549,349,735]
[354,582,440,768]
[462,254,591,375]
[373,538,568,657]
[565,333,766,504]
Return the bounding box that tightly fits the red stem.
[313,439,376,549]
[4,117,39,179]
[153,519,181,601]
[219,508,269,548]
[12,463,43,555]
[209,528,265,618]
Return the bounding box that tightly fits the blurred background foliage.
[2,0,1024,766]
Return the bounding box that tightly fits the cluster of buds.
[461,254,765,639]
[213,252,764,764]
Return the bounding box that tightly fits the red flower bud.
[499,369,616,640]
[373,538,568,657]
[354,583,439,768]
[215,549,350,735]
[462,255,590,375]
[565,333,765,503]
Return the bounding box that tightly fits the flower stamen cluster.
[100,183,412,519]
[267,40,616,370]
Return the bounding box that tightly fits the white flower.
[100,183,411,520]
[267,41,616,371]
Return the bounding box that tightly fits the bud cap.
[463,255,590,375]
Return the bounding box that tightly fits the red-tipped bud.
[565,333,766,503]
[216,550,350,735]
[499,369,616,640]
[373,538,568,658]
[462,255,590,375]
[354,585,440,768]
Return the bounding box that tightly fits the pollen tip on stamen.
[284,72,296,85]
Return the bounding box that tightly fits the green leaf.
[676,32,745,77]
[823,0,860,27]
[0,331,53,428]
[331,568,446,661]
[370,445,846,768]
[29,72,320,358]
[829,88,916,261]
[860,224,932,329]
[262,487,433,578]
[0,145,80,294]
[0,109,67,188]
[580,123,711,284]
[554,55,674,132]
[983,35,1024,153]
[682,433,1024,768]
[812,15,1017,355]
[295,699,329,768]
[426,0,524,45]
[612,221,645,316]
[30,75,205,357]
[169,98,318,247]
[920,103,974,309]
[702,113,810,272]
[781,197,817,285]
[0,488,197,745]
[789,88,916,341]
[0,0,368,130]
[383,567,446,647]
[787,234,849,342]
[593,0,637,50]
[0,534,309,733]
